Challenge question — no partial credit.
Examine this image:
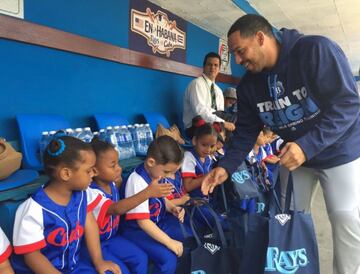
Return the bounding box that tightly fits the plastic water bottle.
[38,131,50,164]
[128,125,137,155]
[80,127,93,143]
[114,126,127,160]
[105,126,120,157]
[123,125,136,158]
[144,123,153,145]
[49,130,57,138]
[138,124,148,155]
[74,128,83,139]
[98,129,106,140]
[65,128,74,137]
[129,124,139,155]
[133,124,146,156]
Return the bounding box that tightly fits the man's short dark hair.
[203,52,221,67]
[227,14,273,38]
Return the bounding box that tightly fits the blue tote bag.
[231,161,260,200]
[183,199,241,274]
[240,173,320,274]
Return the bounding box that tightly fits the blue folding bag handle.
[270,171,296,215]
[188,199,228,249]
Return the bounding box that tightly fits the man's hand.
[223,121,235,132]
[201,167,229,195]
[279,142,306,171]
[146,178,174,198]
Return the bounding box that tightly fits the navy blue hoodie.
[219,29,360,175]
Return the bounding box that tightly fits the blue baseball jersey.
[270,137,284,155]
[181,150,213,198]
[12,186,110,273]
[0,227,11,264]
[263,143,279,176]
[211,148,226,167]
[263,144,273,157]
[162,171,185,200]
[90,182,119,241]
[246,147,266,165]
[125,164,166,226]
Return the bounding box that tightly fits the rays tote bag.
[230,161,259,200]
[188,200,241,274]
[240,173,320,274]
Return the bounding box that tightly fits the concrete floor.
[312,186,333,274]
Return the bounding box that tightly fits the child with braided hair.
[182,116,218,199]
[12,135,121,274]
[181,116,228,229]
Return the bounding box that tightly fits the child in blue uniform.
[87,138,175,274]
[162,170,190,206]
[242,129,276,213]
[262,128,280,185]
[122,136,187,274]
[12,136,120,274]
[181,118,217,200]
[0,227,13,274]
[210,122,226,165]
[181,117,229,228]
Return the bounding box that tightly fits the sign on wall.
[129,0,187,63]
[0,0,23,18]
[219,38,232,75]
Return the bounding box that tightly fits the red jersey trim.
[87,194,103,213]
[181,172,196,178]
[125,213,150,220]
[96,200,113,227]
[14,239,46,254]
[0,245,12,263]
[264,155,275,160]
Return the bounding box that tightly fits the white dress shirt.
[183,74,225,129]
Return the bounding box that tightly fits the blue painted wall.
[0,0,239,141]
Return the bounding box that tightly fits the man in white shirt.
[183,52,236,137]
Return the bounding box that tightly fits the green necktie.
[210,83,217,110]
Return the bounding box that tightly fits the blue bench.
[0,170,44,239]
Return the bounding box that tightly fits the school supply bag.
[240,173,320,274]
[182,198,241,274]
[230,161,260,200]
[0,138,22,180]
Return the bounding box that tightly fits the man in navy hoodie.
[202,14,360,273]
